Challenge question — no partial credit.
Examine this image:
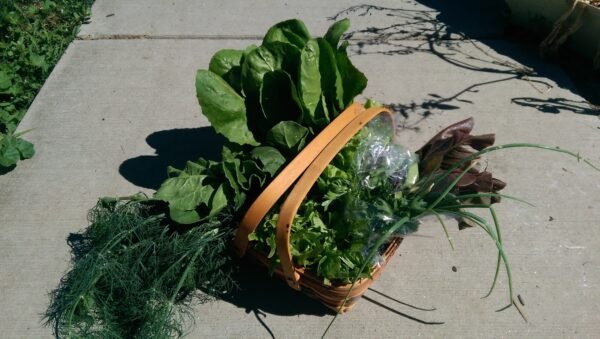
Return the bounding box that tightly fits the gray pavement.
[1,0,599,338]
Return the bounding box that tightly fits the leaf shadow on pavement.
[331,1,599,130]
[119,127,225,189]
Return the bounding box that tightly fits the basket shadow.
[119,127,225,190]
[221,260,332,317]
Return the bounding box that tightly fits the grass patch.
[0,0,94,172]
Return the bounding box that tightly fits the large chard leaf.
[298,39,323,125]
[324,18,350,49]
[241,42,301,101]
[260,70,303,124]
[196,70,259,146]
[209,49,243,76]
[336,42,368,107]
[266,120,309,154]
[316,38,344,113]
[241,42,301,138]
[209,49,244,93]
[263,19,311,49]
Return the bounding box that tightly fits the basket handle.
[275,106,393,289]
[233,103,365,257]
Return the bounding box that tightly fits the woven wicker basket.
[232,103,402,312]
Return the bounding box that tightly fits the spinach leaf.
[324,18,350,49]
[209,49,244,93]
[241,42,301,103]
[336,42,368,107]
[155,170,220,224]
[316,38,344,114]
[263,19,311,49]
[209,49,243,76]
[266,120,309,154]
[241,42,301,138]
[196,70,259,146]
[251,146,286,177]
[298,39,322,124]
[260,70,303,125]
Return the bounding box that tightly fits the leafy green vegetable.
[250,146,286,176]
[317,38,345,113]
[260,70,303,123]
[196,70,259,146]
[49,17,600,339]
[46,200,237,338]
[208,49,244,93]
[298,39,323,123]
[158,18,369,227]
[263,19,311,49]
[324,18,350,48]
[336,42,368,107]
[265,121,309,154]
[241,42,301,102]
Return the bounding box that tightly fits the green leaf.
[266,121,309,153]
[0,70,12,91]
[15,138,34,159]
[196,70,259,146]
[169,208,201,224]
[209,49,243,76]
[155,174,213,211]
[208,49,244,93]
[298,39,322,123]
[336,42,368,107]
[251,146,286,176]
[316,38,344,113]
[222,157,244,193]
[241,42,301,138]
[324,18,350,49]
[263,19,311,49]
[364,98,381,108]
[209,184,228,217]
[241,42,301,101]
[260,70,303,124]
[0,138,20,167]
[30,53,48,70]
[154,166,229,225]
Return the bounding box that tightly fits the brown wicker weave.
[233,103,402,312]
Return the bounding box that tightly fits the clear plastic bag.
[343,116,421,261]
[355,115,418,193]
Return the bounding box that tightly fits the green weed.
[0,0,93,172]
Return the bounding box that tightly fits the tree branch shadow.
[329,1,597,127]
[511,97,599,115]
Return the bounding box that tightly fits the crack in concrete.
[76,34,263,41]
[76,33,505,42]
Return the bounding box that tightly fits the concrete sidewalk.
[1,0,599,338]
